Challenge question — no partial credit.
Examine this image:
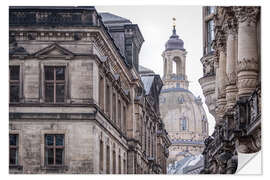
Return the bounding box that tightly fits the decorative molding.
[33,43,75,60]
[237,58,259,73]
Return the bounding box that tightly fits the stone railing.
[9,7,97,27]
[234,84,261,136]
[247,85,261,134]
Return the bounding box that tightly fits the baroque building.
[9,6,170,174]
[199,6,261,174]
[159,21,209,172]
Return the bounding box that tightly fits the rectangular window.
[181,118,187,131]
[207,20,214,53]
[112,150,116,174]
[106,83,111,116]
[118,155,121,174]
[45,66,65,103]
[123,159,126,174]
[106,145,110,174]
[118,100,122,129]
[112,93,116,122]
[123,106,126,134]
[99,76,104,109]
[99,140,104,171]
[45,134,64,166]
[151,131,153,157]
[148,128,150,156]
[9,66,20,103]
[207,6,215,15]
[9,134,19,165]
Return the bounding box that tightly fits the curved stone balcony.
[199,75,216,118]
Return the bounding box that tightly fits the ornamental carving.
[227,72,237,85]
[222,7,238,36]
[234,7,260,26]
[237,58,259,73]
[201,56,215,77]
[238,78,257,91]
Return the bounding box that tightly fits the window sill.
[43,165,67,169]
[9,165,23,171]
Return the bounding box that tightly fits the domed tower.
[159,19,209,166]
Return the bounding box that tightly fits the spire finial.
[173,17,176,27]
[172,17,176,35]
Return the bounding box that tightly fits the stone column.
[167,55,173,74]
[224,17,238,110]
[215,34,227,125]
[163,58,167,77]
[234,7,260,98]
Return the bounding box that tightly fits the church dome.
[165,26,185,51]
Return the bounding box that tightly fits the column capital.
[233,7,260,26]
[223,15,238,37]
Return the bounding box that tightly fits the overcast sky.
[96,6,215,134]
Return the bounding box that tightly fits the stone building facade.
[9,6,170,174]
[199,6,261,174]
[159,23,209,165]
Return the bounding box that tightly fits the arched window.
[172,60,177,74]
[180,117,187,131]
[178,96,184,104]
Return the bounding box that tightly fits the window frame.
[112,150,116,174]
[106,145,110,174]
[207,6,215,15]
[41,62,69,104]
[180,117,188,131]
[44,134,65,166]
[105,80,111,117]
[207,19,215,53]
[99,75,105,110]
[44,66,66,104]
[9,134,19,166]
[9,65,22,103]
[99,140,104,172]
[118,153,121,174]
[204,6,215,55]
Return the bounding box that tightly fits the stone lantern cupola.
[162,18,189,90]
[165,19,185,51]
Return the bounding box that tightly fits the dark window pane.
[45,135,54,146]
[55,148,64,165]
[55,135,64,146]
[46,148,54,165]
[10,66,20,81]
[45,83,54,102]
[9,134,18,146]
[10,84,20,102]
[45,67,54,80]
[56,67,65,80]
[56,84,65,102]
[9,148,18,165]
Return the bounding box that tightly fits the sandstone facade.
[9,6,170,174]
[199,6,261,174]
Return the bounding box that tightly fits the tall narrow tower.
[159,19,209,170]
[162,18,189,90]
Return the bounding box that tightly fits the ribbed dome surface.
[165,27,185,51]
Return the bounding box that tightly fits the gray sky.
[96,6,215,135]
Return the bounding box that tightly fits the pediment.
[33,43,75,59]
